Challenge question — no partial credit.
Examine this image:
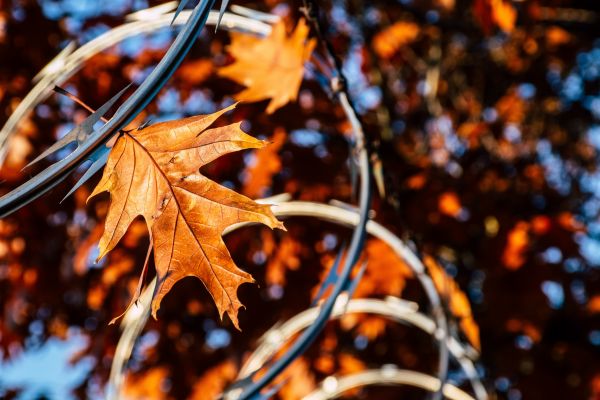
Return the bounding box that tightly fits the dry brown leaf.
[424,255,480,350]
[218,20,316,114]
[90,104,285,328]
[372,21,419,59]
[242,128,286,198]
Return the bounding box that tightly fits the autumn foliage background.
[0,0,599,399]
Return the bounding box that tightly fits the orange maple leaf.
[90,104,285,328]
[218,19,316,114]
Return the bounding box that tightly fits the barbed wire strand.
[299,0,450,397]
[239,297,484,398]
[109,199,486,400]
[0,0,217,217]
[0,7,272,167]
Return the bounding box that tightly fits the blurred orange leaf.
[218,20,316,114]
[588,296,600,314]
[506,318,542,343]
[496,88,526,124]
[189,360,237,400]
[502,221,530,270]
[242,128,286,198]
[424,255,480,350]
[176,58,213,85]
[354,239,414,299]
[123,367,168,400]
[329,239,413,339]
[457,122,487,148]
[473,0,517,34]
[556,212,585,232]
[438,191,463,218]
[530,215,551,235]
[356,316,387,340]
[265,234,303,286]
[372,21,419,59]
[405,173,427,190]
[278,358,316,400]
[545,26,572,47]
[73,224,105,275]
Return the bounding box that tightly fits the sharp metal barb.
[138,118,153,130]
[0,0,216,218]
[215,0,230,31]
[172,0,191,24]
[61,146,110,202]
[24,85,129,170]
